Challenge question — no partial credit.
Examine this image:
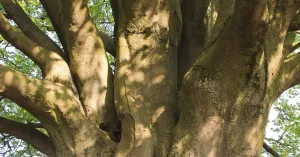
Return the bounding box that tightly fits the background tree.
[263,85,300,157]
[0,0,300,156]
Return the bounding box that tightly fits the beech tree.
[0,0,300,156]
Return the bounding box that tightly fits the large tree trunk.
[169,0,295,156]
[113,0,181,156]
[0,0,299,156]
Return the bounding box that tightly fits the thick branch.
[177,0,210,88]
[0,12,73,83]
[288,8,300,32]
[177,0,235,88]
[288,21,300,32]
[0,65,116,155]
[57,0,116,126]
[0,117,55,156]
[274,52,300,94]
[283,33,297,56]
[0,64,84,118]
[263,141,281,157]
[39,0,69,58]
[0,65,55,112]
[98,31,116,57]
[291,42,300,52]
[26,122,43,128]
[110,0,118,42]
[0,0,65,58]
[39,0,116,57]
[232,0,269,36]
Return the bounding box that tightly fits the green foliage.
[0,99,45,156]
[0,0,299,156]
[0,1,115,155]
[0,42,42,78]
[89,0,114,35]
[0,134,46,157]
[0,39,43,156]
[263,86,300,157]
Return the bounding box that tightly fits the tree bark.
[0,117,55,157]
[169,0,296,156]
[0,0,299,156]
[0,0,64,58]
[113,0,180,156]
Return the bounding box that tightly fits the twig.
[263,141,281,157]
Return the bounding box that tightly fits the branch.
[291,42,300,52]
[26,122,43,128]
[110,0,118,41]
[0,64,83,119]
[274,52,300,94]
[98,31,116,57]
[2,13,12,19]
[288,21,300,32]
[0,12,73,83]
[0,65,52,112]
[265,135,291,147]
[0,117,55,156]
[0,65,115,155]
[39,0,116,57]
[177,0,211,88]
[38,0,69,59]
[232,0,269,35]
[283,41,300,57]
[0,0,65,58]
[55,0,116,126]
[263,141,281,157]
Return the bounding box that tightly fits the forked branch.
[0,117,55,156]
[0,12,73,83]
[39,0,116,56]
[0,0,65,58]
[38,0,68,56]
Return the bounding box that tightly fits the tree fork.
[169,0,296,156]
[0,0,300,156]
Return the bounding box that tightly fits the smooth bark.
[0,0,64,58]
[114,0,180,156]
[0,0,299,156]
[0,13,72,84]
[0,117,55,156]
[169,0,296,156]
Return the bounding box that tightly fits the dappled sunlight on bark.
[114,0,179,156]
[0,0,299,156]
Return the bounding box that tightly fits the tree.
[0,0,300,156]
[263,86,300,157]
